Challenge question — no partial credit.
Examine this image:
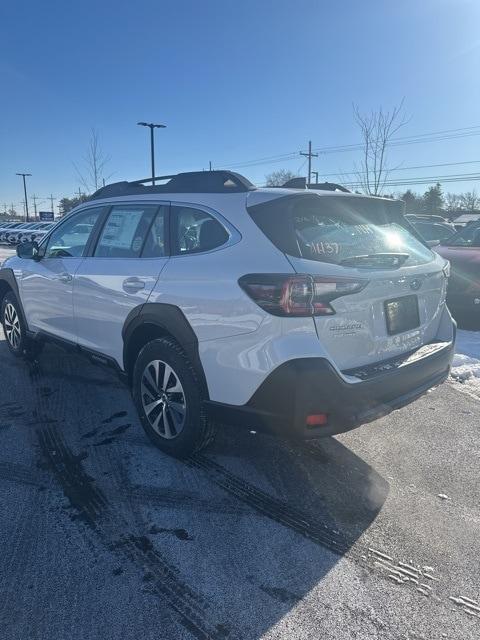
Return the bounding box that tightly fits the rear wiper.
[340,253,410,268]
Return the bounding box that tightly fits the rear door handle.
[59,272,73,283]
[123,277,146,293]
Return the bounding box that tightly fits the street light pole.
[16,173,31,222]
[137,122,166,185]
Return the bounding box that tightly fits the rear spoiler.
[280,177,351,192]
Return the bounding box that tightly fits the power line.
[342,171,480,189]
[219,124,480,170]
[322,159,480,179]
[313,128,480,156]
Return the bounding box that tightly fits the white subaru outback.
[0,171,455,457]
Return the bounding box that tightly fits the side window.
[94,205,158,258]
[45,208,103,258]
[141,206,168,258]
[172,206,229,255]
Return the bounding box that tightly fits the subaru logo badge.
[410,279,422,291]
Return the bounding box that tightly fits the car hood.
[435,245,480,271]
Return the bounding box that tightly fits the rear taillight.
[239,274,368,317]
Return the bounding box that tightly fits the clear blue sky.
[1,0,480,213]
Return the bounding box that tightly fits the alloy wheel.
[4,303,21,350]
[140,360,186,439]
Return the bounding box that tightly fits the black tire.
[1,291,43,361]
[132,337,215,458]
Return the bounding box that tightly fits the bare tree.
[459,189,479,213]
[74,128,111,194]
[265,169,299,186]
[445,192,461,213]
[353,100,408,195]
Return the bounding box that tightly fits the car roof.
[65,171,402,229]
[69,187,399,222]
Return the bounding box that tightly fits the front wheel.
[132,337,215,458]
[1,292,43,360]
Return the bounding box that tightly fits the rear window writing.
[248,194,434,267]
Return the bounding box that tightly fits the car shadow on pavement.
[0,340,389,640]
[211,423,389,540]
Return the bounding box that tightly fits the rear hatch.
[247,191,448,371]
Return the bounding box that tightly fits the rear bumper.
[205,339,454,438]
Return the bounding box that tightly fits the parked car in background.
[8,223,52,245]
[409,219,456,244]
[435,221,480,319]
[17,223,54,245]
[451,213,480,230]
[0,222,25,242]
[2,223,36,243]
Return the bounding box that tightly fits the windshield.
[248,193,434,267]
[445,221,480,247]
[413,222,456,242]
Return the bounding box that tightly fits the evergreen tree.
[422,183,444,214]
[400,189,422,214]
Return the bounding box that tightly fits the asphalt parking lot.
[1,244,479,639]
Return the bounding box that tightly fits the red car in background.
[435,221,480,321]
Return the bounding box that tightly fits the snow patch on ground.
[451,329,480,396]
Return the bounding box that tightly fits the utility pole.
[300,141,318,187]
[49,194,56,214]
[31,194,39,220]
[16,173,32,222]
[311,171,319,184]
[76,188,83,199]
[209,161,212,171]
[137,121,167,185]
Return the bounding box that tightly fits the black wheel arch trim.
[0,268,20,300]
[0,268,28,327]
[122,303,209,398]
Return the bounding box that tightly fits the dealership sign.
[39,211,54,221]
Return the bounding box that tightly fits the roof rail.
[281,177,351,193]
[90,170,255,200]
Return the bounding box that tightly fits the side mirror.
[426,239,441,248]
[16,241,42,260]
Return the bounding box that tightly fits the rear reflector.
[306,413,328,427]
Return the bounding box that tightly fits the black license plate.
[384,295,420,335]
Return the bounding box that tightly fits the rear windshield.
[248,193,434,267]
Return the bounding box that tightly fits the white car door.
[73,203,169,366]
[19,207,105,342]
